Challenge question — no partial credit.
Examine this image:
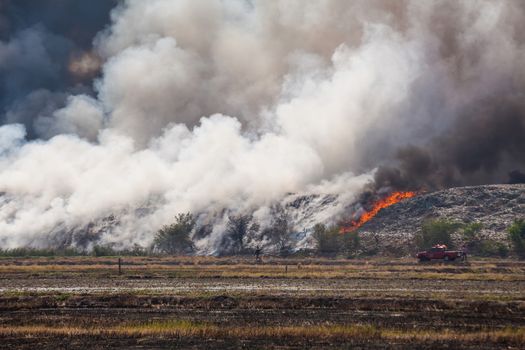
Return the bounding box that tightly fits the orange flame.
[340,191,417,233]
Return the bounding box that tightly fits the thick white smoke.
[1,0,524,251]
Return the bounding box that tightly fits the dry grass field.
[0,256,524,349]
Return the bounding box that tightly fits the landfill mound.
[356,184,525,254]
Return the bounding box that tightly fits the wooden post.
[285,264,288,274]
[118,257,122,275]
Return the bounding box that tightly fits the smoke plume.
[0,0,116,137]
[1,0,524,252]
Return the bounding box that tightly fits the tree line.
[152,204,362,258]
[153,204,298,256]
[153,213,525,259]
[1,210,523,259]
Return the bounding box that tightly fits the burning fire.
[340,191,417,233]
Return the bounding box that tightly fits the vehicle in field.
[416,244,463,262]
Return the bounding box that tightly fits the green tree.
[508,219,525,259]
[312,224,341,256]
[263,204,293,255]
[415,219,461,250]
[154,213,195,254]
[225,213,258,253]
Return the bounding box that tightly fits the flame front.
[340,191,417,233]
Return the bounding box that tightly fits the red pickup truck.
[416,245,463,262]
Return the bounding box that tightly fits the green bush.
[120,244,149,256]
[475,240,509,258]
[92,245,119,256]
[312,224,360,257]
[91,244,149,257]
[0,245,150,258]
[415,219,461,249]
[62,248,86,256]
[0,247,86,257]
[461,222,483,241]
[508,219,525,259]
[341,231,360,258]
[153,213,195,255]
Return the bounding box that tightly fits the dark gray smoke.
[374,73,525,191]
[509,170,525,184]
[369,1,525,191]
[0,0,117,137]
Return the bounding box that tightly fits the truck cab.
[416,244,462,262]
[427,246,446,259]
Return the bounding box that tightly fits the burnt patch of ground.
[0,257,523,349]
[1,296,524,332]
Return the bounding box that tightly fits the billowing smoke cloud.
[1,0,524,252]
[0,0,116,137]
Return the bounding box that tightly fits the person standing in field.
[461,245,468,262]
[255,245,262,263]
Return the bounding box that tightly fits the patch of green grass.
[55,293,72,301]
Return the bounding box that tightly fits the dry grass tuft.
[0,322,523,346]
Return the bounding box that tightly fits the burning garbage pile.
[340,191,417,233]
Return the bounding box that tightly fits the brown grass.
[0,321,523,345]
[0,257,524,281]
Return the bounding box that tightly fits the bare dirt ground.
[0,257,524,349]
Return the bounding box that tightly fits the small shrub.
[461,222,483,241]
[0,246,149,257]
[120,244,149,256]
[508,219,525,259]
[62,248,85,256]
[341,231,360,258]
[497,242,510,258]
[415,219,461,249]
[92,245,119,257]
[360,247,379,256]
[0,247,86,257]
[91,244,149,257]
[475,240,509,258]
